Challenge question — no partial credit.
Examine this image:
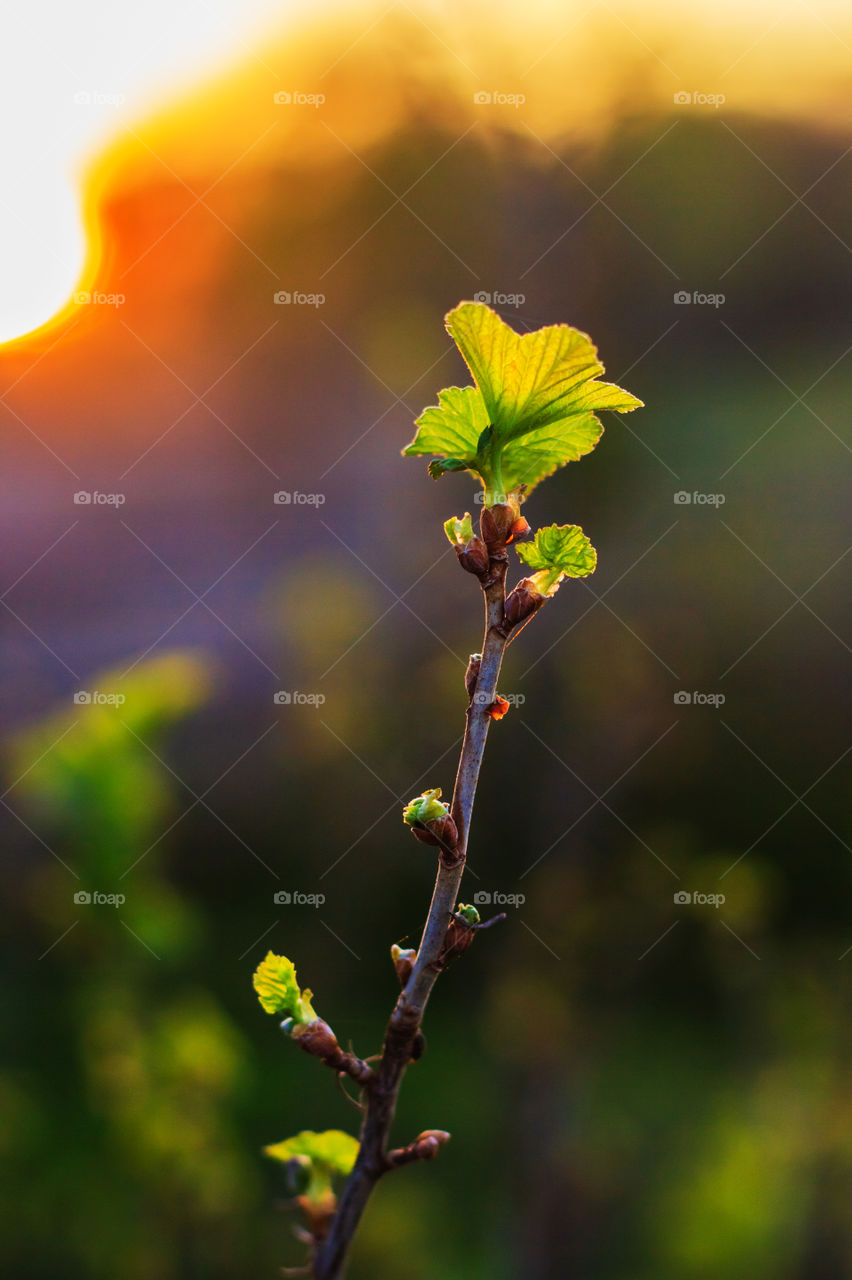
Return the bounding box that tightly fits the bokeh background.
[2,2,851,1277]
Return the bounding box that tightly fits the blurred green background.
[2,5,851,1277]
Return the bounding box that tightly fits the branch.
[312,552,511,1280]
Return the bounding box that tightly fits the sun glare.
[0,0,296,346]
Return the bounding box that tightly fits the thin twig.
[312,557,510,1280]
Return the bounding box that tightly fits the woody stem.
[312,556,510,1280]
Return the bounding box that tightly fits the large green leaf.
[403,302,642,500]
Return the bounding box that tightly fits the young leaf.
[264,1129,359,1175]
[264,1130,358,1203]
[515,524,597,595]
[253,951,317,1022]
[443,513,474,547]
[402,787,450,827]
[403,301,642,500]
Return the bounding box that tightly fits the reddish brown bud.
[296,1191,336,1241]
[391,944,416,987]
[386,1129,451,1167]
[504,578,545,628]
[456,535,489,576]
[507,516,531,543]
[480,502,518,548]
[409,812,459,849]
[486,695,510,720]
[291,1018,342,1065]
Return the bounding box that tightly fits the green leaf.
[264,1129,358,1175]
[264,1130,358,1203]
[402,787,449,827]
[253,951,317,1022]
[443,513,474,547]
[516,524,597,595]
[403,302,642,499]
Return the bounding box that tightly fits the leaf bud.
[403,788,459,849]
[391,943,417,987]
[480,499,519,548]
[504,578,546,628]
[507,516,531,543]
[291,1018,343,1066]
[465,653,482,700]
[457,536,490,576]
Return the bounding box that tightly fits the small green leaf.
[457,903,480,925]
[403,787,450,827]
[253,952,317,1022]
[516,524,597,596]
[443,513,474,547]
[403,302,641,500]
[516,524,597,577]
[264,1130,358,1203]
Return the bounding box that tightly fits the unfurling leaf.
[403,302,642,501]
[402,788,450,827]
[264,1129,359,1204]
[515,523,597,595]
[443,512,475,546]
[253,951,318,1022]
